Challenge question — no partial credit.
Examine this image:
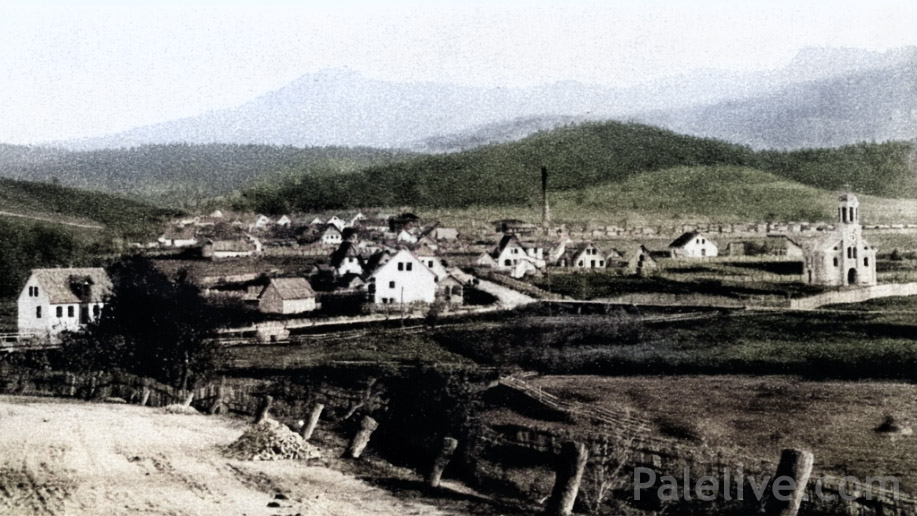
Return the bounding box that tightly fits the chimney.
[541,165,550,232]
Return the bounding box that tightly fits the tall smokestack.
[541,165,550,231]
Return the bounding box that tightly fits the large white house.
[669,231,718,258]
[802,193,877,287]
[18,268,113,342]
[367,249,437,305]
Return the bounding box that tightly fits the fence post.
[346,415,378,459]
[427,437,459,488]
[301,403,324,441]
[254,395,273,424]
[764,448,814,516]
[182,391,194,408]
[208,380,226,415]
[546,441,588,516]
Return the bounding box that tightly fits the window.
[599,260,605,267]
[578,261,583,266]
[406,263,412,271]
[701,249,706,257]
[56,306,63,318]
[389,281,395,288]
[36,306,41,318]
[68,306,74,317]
[398,262,404,271]
[428,260,434,267]
[864,257,869,267]
[504,259,511,266]
[93,305,101,318]
[833,257,838,267]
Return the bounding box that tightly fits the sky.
[1,0,916,144]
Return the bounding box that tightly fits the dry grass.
[529,375,917,493]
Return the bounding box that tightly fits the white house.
[252,214,273,230]
[559,242,606,270]
[396,229,418,244]
[18,268,113,342]
[492,234,546,276]
[327,216,346,231]
[669,232,718,258]
[368,249,437,305]
[320,225,343,246]
[157,226,199,248]
[202,236,263,260]
[258,278,316,314]
[276,215,292,228]
[802,193,877,287]
[331,241,364,276]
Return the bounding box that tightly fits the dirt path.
[0,396,472,516]
[473,279,536,309]
[0,211,103,230]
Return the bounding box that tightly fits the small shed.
[258,278,317,314]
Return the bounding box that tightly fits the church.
[803,193,877,287]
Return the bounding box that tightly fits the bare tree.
[579,433,636,514]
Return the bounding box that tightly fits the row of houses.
[476,230,720,278]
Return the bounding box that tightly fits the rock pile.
[226,418,321,461]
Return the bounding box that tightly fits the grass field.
[529,375,917,494]
[433,306,917,379]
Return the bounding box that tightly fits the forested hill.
[0,144,412,207]
[238,121,917,214]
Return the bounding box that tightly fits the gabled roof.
[330,241,363,267]
[30,268,112,305]
[266,277,315,300]
[669,231,710,248]
[368,249,436,279]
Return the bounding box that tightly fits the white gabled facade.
[669,232,718,258]
[18,268,112,342]
[369,249,437,305]
[321,225,343,245]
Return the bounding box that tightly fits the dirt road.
[0,396,462,516]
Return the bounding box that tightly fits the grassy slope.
[427,166,917,230]
[0,177,177,238]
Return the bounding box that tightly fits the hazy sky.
[1,0,915,144]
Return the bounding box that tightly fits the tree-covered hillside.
[239,122,755,212]
[238,121,917,214]
[0,144,411,207]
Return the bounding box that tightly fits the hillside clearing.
[0,396,484,516]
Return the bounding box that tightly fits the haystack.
[226,418,321,461]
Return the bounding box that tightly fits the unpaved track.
[0,396,451,516]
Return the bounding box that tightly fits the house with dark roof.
[669,231,718,258]
[558,242,606,270]
[18,268,113,342]
[330,241,365,276]
[258,277,317,314]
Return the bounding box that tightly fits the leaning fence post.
[427,437,459,488]
[301,403,324,440]
[254,395,273,424]
[346,415,378,459]
[545,441,588,516]
[764,448,814,516]
[208,380,226,415]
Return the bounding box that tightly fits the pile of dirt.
[225,418,321,461]
[163,404,200,415]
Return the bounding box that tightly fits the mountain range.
[52,46,917,152]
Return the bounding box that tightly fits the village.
[11,184,913,347]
